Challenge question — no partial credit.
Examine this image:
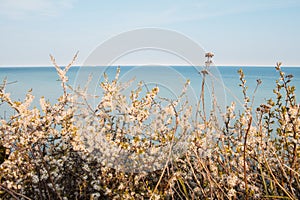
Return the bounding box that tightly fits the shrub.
[0,54,299,199]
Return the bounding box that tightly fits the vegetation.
[0,54,299,199]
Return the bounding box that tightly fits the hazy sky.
[0,0,299,66]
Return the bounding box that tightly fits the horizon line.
[0,64,299,68]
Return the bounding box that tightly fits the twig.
[263,156,295,199]
[243,115,252,200]
[150,103,179,200]
[0,184,32,200]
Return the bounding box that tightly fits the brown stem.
[243,115,252,200]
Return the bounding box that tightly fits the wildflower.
[205,52,214,58]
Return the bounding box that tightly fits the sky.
[0,0,300,66]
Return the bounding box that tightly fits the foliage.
[0,54,299,199]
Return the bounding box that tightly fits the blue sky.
[0,0,299,66]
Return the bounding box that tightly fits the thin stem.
[243,115,252,200]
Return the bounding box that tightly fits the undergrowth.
[0,53,299,199]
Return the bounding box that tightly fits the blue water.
[1,66,299,118]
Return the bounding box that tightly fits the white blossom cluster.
[75,67,193,173]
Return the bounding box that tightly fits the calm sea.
[1,66,299,118]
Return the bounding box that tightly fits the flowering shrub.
[0,54,299,199]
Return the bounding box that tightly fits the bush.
[0,54,299,199]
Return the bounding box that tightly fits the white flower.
[165,105,175,115]
[32,175,39,184]
[228,188,236,198]
[227,174,238,187]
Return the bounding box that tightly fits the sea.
[0,66,299,119]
